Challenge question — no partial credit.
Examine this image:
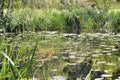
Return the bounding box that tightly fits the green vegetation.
[1,8,120,33]
[0,0,120,80]
[0,32,68,80]
[0,0,120,33]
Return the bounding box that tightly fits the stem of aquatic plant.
[0,51,22,79]
[32,60,44,80]
[85,60,96,80]
[9,62,20,79]
[28,39,39,77]
[43,64,53,80]
[0,51,15,66]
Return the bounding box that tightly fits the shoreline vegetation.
[0,0,120,34]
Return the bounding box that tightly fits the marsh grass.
[4,7,120,33]
[0,1,120,80]
[0,35,39,80]
[86,33,120,80]
[7,7,120,34]
[0,31,69,80]
[0,31,120,80]
[1,0,120,33]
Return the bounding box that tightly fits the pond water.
[0,31,120,80]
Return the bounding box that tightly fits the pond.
[0,31,120,80]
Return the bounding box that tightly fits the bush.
[5,9,32,32]
[112,12,120,33]
[4,8,67,32]
[5,9,45,32]
[65,14,81,34]
[107,11,120,33]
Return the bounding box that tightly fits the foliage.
[0,31,68,80]
[0,38,39,80]
[107,11,120,33]
[92,0,112,13]
[1,0,120,33]
[2,7,120,33]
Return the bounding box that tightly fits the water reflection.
[0,31,120,80]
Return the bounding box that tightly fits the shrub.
[65,14,81,34]
[112,12,120,33]
[107,11,120,33]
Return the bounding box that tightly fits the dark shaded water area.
[0,31,120,80]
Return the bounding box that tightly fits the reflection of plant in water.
[37,46,59,58]
[48,47,55,58]
[43,63,52,80]
[84,33,120,80]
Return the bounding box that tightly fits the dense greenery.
[0,0,120,33]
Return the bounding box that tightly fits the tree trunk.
[0,0,5,20]
[22,0,26,8]
[117,0,120,2]
[5,0,14,32]
[8,0,14,17]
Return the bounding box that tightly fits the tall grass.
[0,37,39,80]
[8,8,66,32]
[1,0,120,33]
[5,7,119,33]
[107,11,120,32]
[0,31,67,80]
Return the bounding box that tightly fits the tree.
[0,0,5,29]
[94,0,112,13]
[8,0,14,17]
[117,0,120,2]
[22,0,27,8]
[0,0,5,20]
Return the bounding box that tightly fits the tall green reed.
[0,36,39,80]
[4,7,120,33]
